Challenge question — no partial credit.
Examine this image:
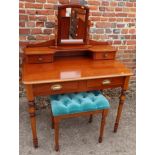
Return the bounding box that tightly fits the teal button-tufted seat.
[50,91,110,116]
[50,91,110,151]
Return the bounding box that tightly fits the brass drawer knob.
[51,84,62,91]
[38,57,43,61]
[102,79,111,85]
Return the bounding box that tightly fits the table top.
[22,56,133,84]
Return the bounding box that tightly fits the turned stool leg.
[54,119,59,151]
[98,110,107,143]
[88,114,93,123]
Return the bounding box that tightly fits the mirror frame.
[57,4,89,45]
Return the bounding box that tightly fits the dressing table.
[22,4,133,148]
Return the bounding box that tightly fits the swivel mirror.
[57,4,89,45]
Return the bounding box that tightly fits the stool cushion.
[50,91,110,116]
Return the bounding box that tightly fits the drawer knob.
[51,84,62,91]
[103,53,108,58]
[38,57,43,61]
[102,79,111,85]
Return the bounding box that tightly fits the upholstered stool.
[50,91,110,151]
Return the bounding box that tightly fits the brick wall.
[19,0,136,94]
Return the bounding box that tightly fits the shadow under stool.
[50,91,110,151]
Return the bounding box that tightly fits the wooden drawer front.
[93,52,116,60]
[26,54,53,63]
[33,81,78,96]
[87,77,124,89]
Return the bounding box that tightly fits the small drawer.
[25,54,53,63]
[87,77,124,89]
[33,81,79,96]
[93,52,116,60]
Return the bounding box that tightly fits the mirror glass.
[58,6,87,44]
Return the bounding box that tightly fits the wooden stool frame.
[51,109,109,151]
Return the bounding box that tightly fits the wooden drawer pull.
[102,79,111,85]
[51,84,62,91]
[103,53,108,58]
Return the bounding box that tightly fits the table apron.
[32,77,125,96]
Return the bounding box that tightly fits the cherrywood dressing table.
[22,4,133,148]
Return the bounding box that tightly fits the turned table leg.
[28,101,38,148]
[114,89,126,133]
[98,110,108,143]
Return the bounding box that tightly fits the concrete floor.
[19,96,135,155]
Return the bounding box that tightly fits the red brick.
[36,10,49,15]
[117,18,123,22]
[19,29,30,35]
[44,29,53,34]
[90,17,101,21]
[124,18,131,22]
[103,13,115,17]
[37,16,47,21]
[36,22,44,27]
[91,12,102,16]
[110,2,117,7]
[130,8,136,12]
[27,10,36,15]
[89,6,99,11]
[96,22,111,28]
[47,15,56,22]
[109,18,116,22]
[25,3,43,9]
[27,21,35,27]
[47,0,57,3]
[131,35,136,39]
[128,45,136,50]
[115,8,122,12]
[121,29,128,34]
[109,35,118,39]
[105,7,114,12]
[19,15,28,21]
[100,17,108,22]
[19,22,25,27]
[31,28,42,34]
[127,41,136,45]
[123,8,130,12]
[29,15,37,21]
[20,36,27,41]
[36,35,49,40]
[88,1,101,5]
[19,2,24,8]
[44,4,54,9]
[126,2,133,7]
[102,1,109,6]
[19,10,25,14]
[129,29,136,34]
[117,24,125,28]
[128,13,136,17]
[116,13,127,17]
